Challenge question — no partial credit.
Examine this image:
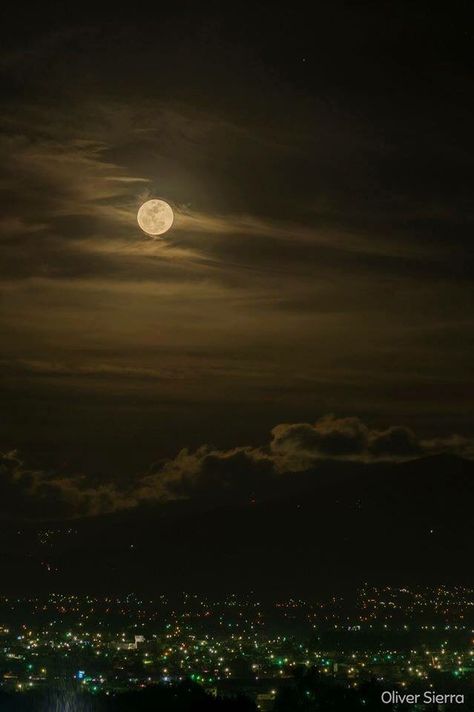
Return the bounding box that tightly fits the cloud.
[176,209,430,262]
[2,415,473,520]
[270,416,370,467]
[140,417,473,503]
[0,450,133,520]
[0,358,186,382]
[269,416,422,470]
[139,446,276,503]
[420,434,474,461]
[369,425,421,458]
[0,97,451,294]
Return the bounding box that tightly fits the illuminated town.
[1,587,474,709]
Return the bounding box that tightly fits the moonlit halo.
[137,199,174,236]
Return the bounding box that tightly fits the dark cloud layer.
[2,415,473,520]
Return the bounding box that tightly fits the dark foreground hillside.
[2,673,470,711]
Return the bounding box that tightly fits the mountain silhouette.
[1,455,472,595]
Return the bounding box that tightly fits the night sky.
[1,2,473,521]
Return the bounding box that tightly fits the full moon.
[137,199,174,236]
